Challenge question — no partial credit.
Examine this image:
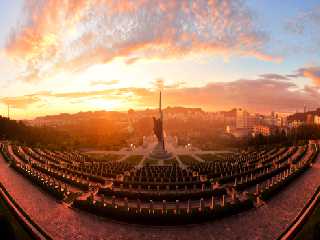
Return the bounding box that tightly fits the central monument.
[149,91,173,160]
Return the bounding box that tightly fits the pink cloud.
[5,0,280,82]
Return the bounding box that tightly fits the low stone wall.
[0,183,52,240]
[277,186,320,240]
[72,197,254,225]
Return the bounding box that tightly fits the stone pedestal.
[148,143,172,160]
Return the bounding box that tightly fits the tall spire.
[159,91,162,112]
[159,91,163,121]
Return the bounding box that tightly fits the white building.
[314,115,320,125]
[236,108,248,129]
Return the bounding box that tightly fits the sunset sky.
[0,0,320,119]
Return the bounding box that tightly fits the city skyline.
[1,0,320,119]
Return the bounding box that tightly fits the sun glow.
[86,98,127,111]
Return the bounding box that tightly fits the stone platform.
[148,143,173,160]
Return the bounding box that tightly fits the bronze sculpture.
[153,91,165,150]
[149,91,172,160]
[153,117,164,149]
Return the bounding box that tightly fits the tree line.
[247,124,320,147]
[0,116,72,149]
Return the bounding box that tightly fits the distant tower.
[7,104,10,119]
[159,91,162,120]
[159,91,165,150]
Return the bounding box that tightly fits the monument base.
[148,143,173,160]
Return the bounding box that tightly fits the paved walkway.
[191,153,205,162]
[0,153,319,240]
[117,153,131,162]
[175,155,187,169]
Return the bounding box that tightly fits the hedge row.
[11,163,66,201]
[235,165,289,191]
[72,198,254,225]
[32,164,89,191]
[0,145,12,163]
[260,144,319,201]
[260,165,310,201]
[1,144,70,201]
[218,147,296,185]
[310,144,319,163]
[113,180,209,190]
[98,187,227,202]
[235,146,309,191]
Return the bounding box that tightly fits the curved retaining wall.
[277,186,320,240]
[0,183,52,240]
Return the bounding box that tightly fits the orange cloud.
[6,0,280,82]
[298,67,320,85]
[4,76,319,114]
[90,80,119,86]
[1,96,40,109]
[153,78,185,89]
